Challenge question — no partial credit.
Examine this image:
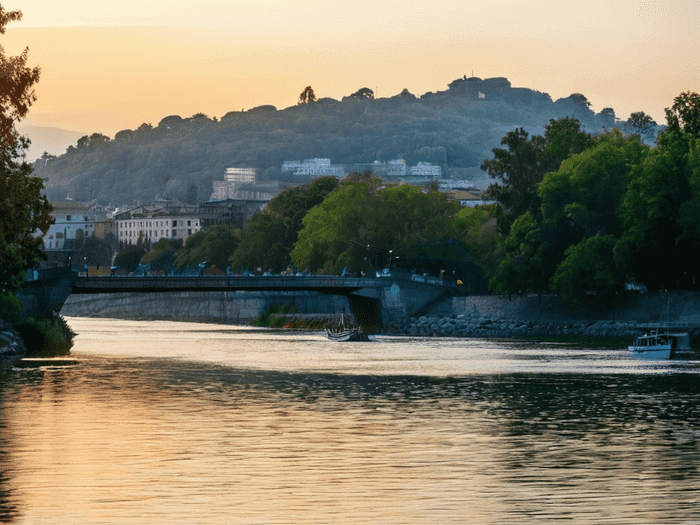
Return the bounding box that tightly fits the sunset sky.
[3,0,699,137]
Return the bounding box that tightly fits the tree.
[230,176,339,273]
[0,5,40,148]
[175,225,239,271]
[550,234,622,306]
[665,91,700,138]
[113,246,145,273]
[349,87,374,100]
[0,5,50,295]
[298,86,316,105]
[291,177,462,275]
[626,111,656,137]
[140,238,182,273]
[482,117,593,233]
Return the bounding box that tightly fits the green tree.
[490,129,647,294]
[291,177,462,275]
[113,246,146,273]
[141,238,182,273]
[626,111,656,137]
[0,5,40,147]
[550,234,622,306]
[482,117,593,233]
[229,176,339,273]
[664,91,700,138]
[615,129,698,289]
[175,225,239,271]
[0,5,50,295]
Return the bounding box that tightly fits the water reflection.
[0,318,698,524]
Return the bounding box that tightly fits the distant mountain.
[17,125,85,162]
[32,76,662,205]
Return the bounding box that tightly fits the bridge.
[18,269,454,329]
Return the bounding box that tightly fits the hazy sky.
[3,0,699,137]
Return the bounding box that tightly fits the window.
[172,230,176,237]
[187,220,191,226]
[66,215,71,221]
[173,220,177,227]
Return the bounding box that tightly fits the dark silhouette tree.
[0,4,51,295]
[298,86,316,105]
[665,91,700,137]
[626,111,656,137]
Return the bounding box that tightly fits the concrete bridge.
[18,269,454,330]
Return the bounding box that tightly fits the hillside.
[18,125,86,162]
[32,76,660,205]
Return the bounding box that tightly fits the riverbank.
[0,320,26,370]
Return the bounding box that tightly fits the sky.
[3,0,699,137]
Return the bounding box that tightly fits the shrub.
[0,293,23,324]
[15,315,76,357]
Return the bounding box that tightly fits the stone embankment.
[0,320,26,370]
[399,312,700,341]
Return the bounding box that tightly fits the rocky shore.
[399,312,700,343]
[0,320,26,370]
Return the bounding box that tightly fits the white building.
[115,207,202,245]
[408,162,442,178]
[44,201,92,250]
[281,158,345,177]
[386,159,407,177]
[211,167,259,201]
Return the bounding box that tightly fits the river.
[1,317,699,524]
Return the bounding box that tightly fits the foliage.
[0,292,23,324]
[490,129,648,296]
[15,314,75,357]
[291,176,463,275]
[229,176,339,273]
[174,225,239,271]
[75,236,114,267]
[453,206,502,284]
[251,302,298,327]
[550,234,622,306]
[664,91,700,138]
[614,130,698,289]
[298,86,316,105]
[113,246,146,273]
[0,5,40,147]
[140,238,182,273]
[482,117,593,233]
[32,76,620,205]
[0,7,51,295]
[626,111,656,137]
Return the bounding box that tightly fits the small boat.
[628,330,673,359]
[326,313,370,342]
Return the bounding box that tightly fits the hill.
[17,125,86,162]
[32,77,661,205]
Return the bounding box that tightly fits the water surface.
[1,317,699,524]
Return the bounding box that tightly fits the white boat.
[628,330,673,359]
[326,313,370,342]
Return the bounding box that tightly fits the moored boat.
[628,330,673,359]
[326,313,370,342]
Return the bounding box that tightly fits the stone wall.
[61,290,351,324]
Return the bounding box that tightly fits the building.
[281,158,345,178]
[211,167,259,201]
[115,206,202,245]
[43,201,90,250]
[408,162,442,178]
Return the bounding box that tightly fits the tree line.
[118,91,699,306]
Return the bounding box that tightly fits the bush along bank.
[14,314,76,358]
[399,312,700,343]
